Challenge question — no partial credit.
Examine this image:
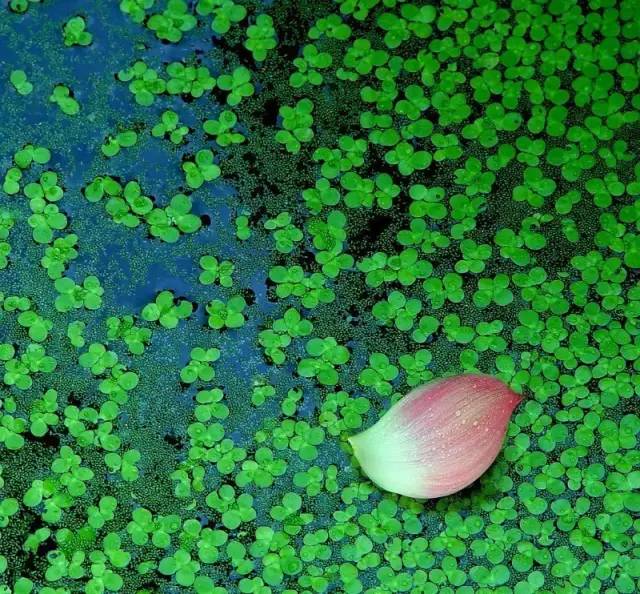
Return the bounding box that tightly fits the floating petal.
[349,374,522,499]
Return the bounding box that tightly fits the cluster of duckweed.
[1,0,639,593]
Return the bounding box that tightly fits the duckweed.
[1,0,639,593]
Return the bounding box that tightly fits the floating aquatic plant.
[1,0,639,591]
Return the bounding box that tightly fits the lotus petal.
[349,373,522,499]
